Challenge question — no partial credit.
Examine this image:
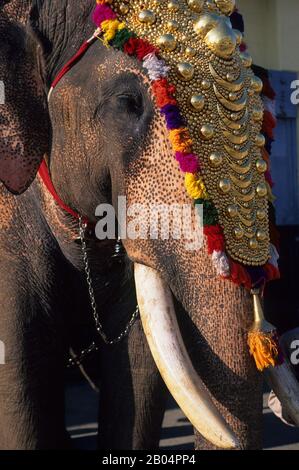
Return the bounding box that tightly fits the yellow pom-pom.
[101,19,126,43]
[185,173,208,200]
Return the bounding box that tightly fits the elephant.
[1,0,298,451]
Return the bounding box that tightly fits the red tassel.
[262,110,277,140]
[262,78,276,100]
[264,263,280,281]
[229,260,252,290]
[204,225,225,254]
[269,222,280,250]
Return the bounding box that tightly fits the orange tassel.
[248,330,279,371]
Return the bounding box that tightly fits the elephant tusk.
[134,263,239,449]
[265,362,299,426]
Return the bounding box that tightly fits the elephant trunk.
[134,262,239,450]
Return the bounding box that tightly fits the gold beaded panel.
[112,0,270,266]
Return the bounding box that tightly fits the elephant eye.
[116,93,143,117]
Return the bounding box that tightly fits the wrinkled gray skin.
[0,0,263,450]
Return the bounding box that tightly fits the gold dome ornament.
[227,204,238,218]
[168,0,180,12]
[219,178,231,193]
[177,62,195,81]
[256,159,267,173]
[119,2,129,14]
[200,124,215,140]
[185,46,196,57]
[201,79,211,90]
[194,12,220,38]
[205,21,238,59]
[251,76,263,94]
[138,10,156,25]
[256,230,267,241]
[190,94,205,111]
[157,34,177,51]
[255,134,266,147]
[187,0,204,13]
[215,0,236,16]
[256,183,268,198]
[234,227,244,239]
[209,152,223,167]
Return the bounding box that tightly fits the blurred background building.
[238,0,299,330]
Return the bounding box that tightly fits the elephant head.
[1,0,299,449]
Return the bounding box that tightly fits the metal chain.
[67,217,139,368]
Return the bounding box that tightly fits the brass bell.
[177,62,195,81]
[157,34,177,51]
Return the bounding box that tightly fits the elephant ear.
[0,15,50,194]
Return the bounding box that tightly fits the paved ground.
[65,381,299,450]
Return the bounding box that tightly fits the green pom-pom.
[195,199,219,225]
[112,29,135,50]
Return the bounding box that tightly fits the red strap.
[51,40,93,90]
[38,160,83,220]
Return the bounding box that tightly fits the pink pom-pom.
[175,152,199,173]
[92,4,117,27]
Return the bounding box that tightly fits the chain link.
[67,217,139,368]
